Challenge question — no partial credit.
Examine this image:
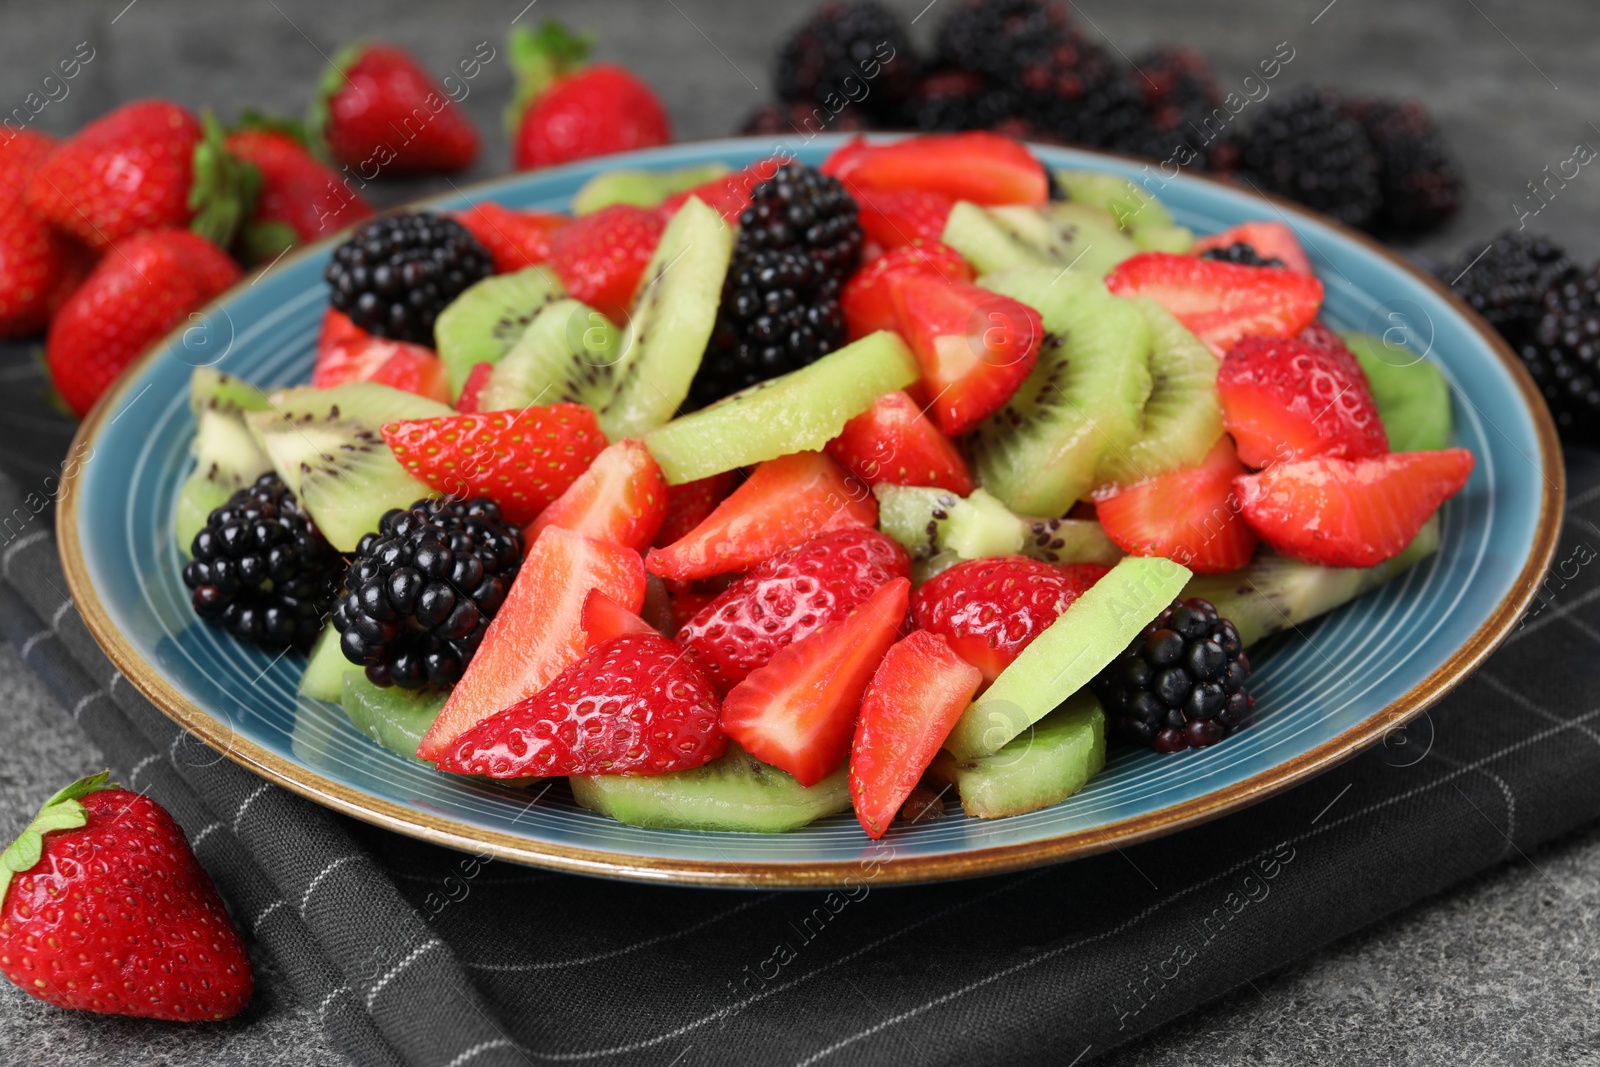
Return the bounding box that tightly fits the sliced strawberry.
[849,630,983,838]
[382,406,607,527]
[1105,252,1325,358]
[417,526,647,761]
[822,133,1048,205]
[367,346,450,403]
[645,451,877,582]
[910,557,1109,683]
[722,577,910,786]
[889,274,1042,436]
[841,241,972,341]
[1235,449,1475,568]
[582,588,660,650]
[825,390,974,494]
[852,187,956,250]
[1217,334,1388,469]
[660,159,782,221]
[435,633,724,778]
[454,361,495,413]
[1193,221,1313,275]
[1095,436,1258,574]
[652,471,739,549]
[528,438,667,551]
[667,588,718,632]
[313,309,431,389]
[676,527,911,694]
[454,201,566,274]
[1297,320,1347,354]
[548,203,666,321]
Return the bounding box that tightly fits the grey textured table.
[1,1,1597,1064]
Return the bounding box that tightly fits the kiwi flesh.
[1342,331,1453,453]
[433,266,566,397]
[570,163,730,215]
[941,201,1138,279]
[475,297,624,412]
[1094,296,1224,490]
[968,267,1153,517]
[299,626,358,701]
[569,744,851,832]
[174,368,273,553]
[930,692,1105,819]
[642,330,919,484]
[943,554,1191,759]
[875,484,1122,572]
[245,381,451,552]
[341,672,447,763]
[1050,171,1194,253]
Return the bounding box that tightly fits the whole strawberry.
[47,229,242,417]
[226,120,374,262]
[0,772,253,1021]
[508,22,672,171]
[0,132,92,339]
[314,44,479,174]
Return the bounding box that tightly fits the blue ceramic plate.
[58,137,1561,886]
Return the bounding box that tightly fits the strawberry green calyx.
[189,109,261,251]
[233,108,313,149]
[505,21,592,135]
[0,770,116,904]
[307,41,369,153]
[238,220,300,266]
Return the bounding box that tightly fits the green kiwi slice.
[874,484,1121,572]
[968,267,1152,517]
[174,368,273,553]
[942,201,1138,279]
[433,266,566,397]
[340,672,446,763]
[1050,171,1193,252]
[570,744,850,832]
[930,692,1105,819]
[244,381,451,552]
[299,626,358,701]
[475,297,625,412]
[1342,331,1453,453]
[570,163,730,215]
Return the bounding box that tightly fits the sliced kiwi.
[1052,170,1176,230]
[433,266,566,397]
[571,163,730,215]
[244,382,451,552]
[944,554,1191,759]
[642,330,919,484]
[930,692,1105,819]
[299,626,358,702]
[175,368,273,553]
[569,744,850,832]
[1018,516,1123,566]
[876,484,1123,572]
[341,672,447,763]
[968,267,1152,517]
[1094,296,1224,490]
[942,201,1138,279]
[1131,224,1195,253]
[476,297,624,412]
[1342,331,1453,453]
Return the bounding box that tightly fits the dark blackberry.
[1113,48,1239,174]
[183,473,341,650]
[1132,47,1219,125]
[1238,87,1381,229]
[899,69,1017,133]
[1520,269,1600,442]
[934,0,1073,90]
[774,1,919,120]
[689,163,862,406]
[1092,598,1253,753]
[324,212,493,345]
[1023,63,1151,152]
[1200,242,1285,269]
[1437,231,1578,349]
[332,497,524,690]
[739,100,872,137]
[1345,97,1462,235]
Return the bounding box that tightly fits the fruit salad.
[174,131,1472,839]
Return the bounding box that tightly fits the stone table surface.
[1,0,1598,1064]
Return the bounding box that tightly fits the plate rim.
[56,137,1565,888]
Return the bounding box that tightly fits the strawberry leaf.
[307,41,368,155]
[505,21,592,136]
[190,109,261,251]
[232,109,312,149]
[0,771,114,904]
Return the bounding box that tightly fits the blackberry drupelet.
[183,473,341,649]
[1238,87,1381,229]
[1093,598,1253,753]
[690,163,862,407]
[1437,231,1578,349]
[1200,242,1286,269]
[1521,269,1600,442]
[333,497,524,690]
[774,1,919,120]
[1344,97,1462,235]
[324,212,494,345]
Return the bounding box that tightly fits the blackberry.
[332,497,524,690]
[934,0,1073,90]
[1521,269,1600,442]
[1438,231,1578,349]
[1132,47,1219,124]
[183,473,341,650]
[739,100,872,137]
[690,163,862,406]
[1093,598,1253,753]
[1238,87,1382,229]
[324,212,493,345]
[900,69,1017,133]
[1114,47,1239,173]
[1345,97,1462,235]
[774,1,919,121]
[1200,242,1286,269]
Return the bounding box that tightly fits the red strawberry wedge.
[850,631,983,838]
[841,241,972,341]
[581,589,660,650]
[548,204,666,322]
[0,772,253,1021]
[890,274,1043,436]
[417,526,646,762]
[382,406,606,526]
[1096,436,1259,574]
[676,527,912,694]
[826,390,974,494]
[316,44,479,174]
[453,202,566,274]
[652,471,739,549]
[852,187,957,249]
[722,577,911,786]
[314,310,450,402]
[1235,449,1475,567]
[1105,253,1324,358]
[1217,334,1388,469]
[659,160,782,222]
[436,633,725,778]
[645,451,877,583]
[529,438,668,551]
[453,361,496,413]
[1192,221,1313,275]
[822,132,1048,205]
